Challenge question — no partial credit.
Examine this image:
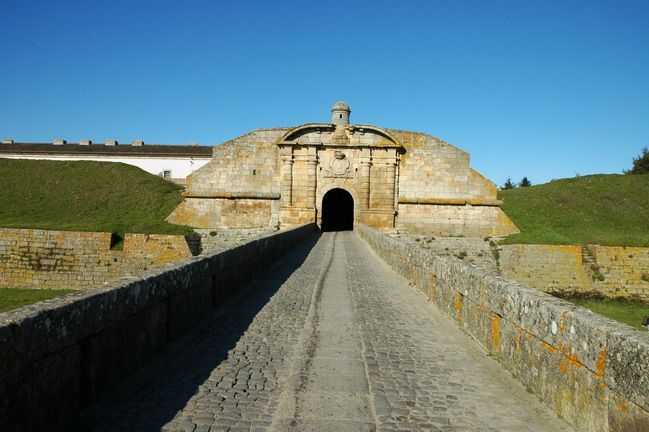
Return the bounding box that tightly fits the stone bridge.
[1,226,647,431]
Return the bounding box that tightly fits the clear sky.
[1,0,648,186]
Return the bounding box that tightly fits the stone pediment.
[276,123,402,149]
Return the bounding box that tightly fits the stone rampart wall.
[590,245,649,298]
[391,130,494,201]
[0,224,317,431]
[499,244,592,293]
[184,129,284,197]
[0,228,200,290]
[499,244,649,299]
[167,197,279,229]
[400,237,649,299]
[397,204,518,237]
[359,225,649,432]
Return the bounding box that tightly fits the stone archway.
[321,188,354,232]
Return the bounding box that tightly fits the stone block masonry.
[396,203,517,237]
[499,244,592,293]
[0,228,200,290]
[401,235,649,299]
[0,223,317,432]
[168,103,520,237]
[499,243,649,299]
[359,225,649,432]
[590,245,649,298]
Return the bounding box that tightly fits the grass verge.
[498,173,649,246]
[562,296,649,330]
[0,288,76,313]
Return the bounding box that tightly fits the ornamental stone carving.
[324,151,351,178]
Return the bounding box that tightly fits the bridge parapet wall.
[0,224,317,432]
[359,225,649,432]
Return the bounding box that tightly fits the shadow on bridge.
[73,232,322,431]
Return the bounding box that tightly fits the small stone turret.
[331,101,351,125]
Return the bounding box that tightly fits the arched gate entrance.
[321,188,354,231]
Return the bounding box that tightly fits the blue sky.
[1,0,648,186]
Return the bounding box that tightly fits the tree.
[519,177,532,187]
[502,177,516,189]
[626,147,649,174]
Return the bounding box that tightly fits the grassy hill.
[498,174,649,246]
[0,159,193,237]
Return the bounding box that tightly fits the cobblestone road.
[78,232,571,431]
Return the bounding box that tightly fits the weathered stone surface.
[358,224,649,432]
[0,224,316,432]
[2,221,644,431]
[500,244,591,292]
[590,245,649,298]
[0,228,200,290]
[501,316,610,431]
[608,392,649,431]
[81,300,168,402]
[167,103,519,237]
[76,232,567,432]
[403,236,649,299]
[0,342,81,432]
[606,327,649,411]
[499,243,649,299]
[196,227,277,255]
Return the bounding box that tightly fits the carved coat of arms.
[324,151,352,179]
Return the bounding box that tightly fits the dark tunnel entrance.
[321,188,354,232]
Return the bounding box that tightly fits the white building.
[0,139,212,183]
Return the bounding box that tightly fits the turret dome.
[331,101,351,125]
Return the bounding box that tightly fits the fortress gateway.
[168,102,518,236]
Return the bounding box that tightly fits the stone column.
[385,159,397,210]
[281,154,293,207]
[359,149,372,209]
[393,153,400,209]
[306,152,318,208]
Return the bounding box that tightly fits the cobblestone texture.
[77,232,570,431]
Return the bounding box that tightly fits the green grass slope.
[0,288,75,313]
[564,297,648,330]
[0,159,193,236]
[499,174,649,246]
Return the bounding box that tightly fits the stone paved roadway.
[78,232,571,431]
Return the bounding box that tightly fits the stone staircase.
[581,245,603,282]
[582,245,596,266]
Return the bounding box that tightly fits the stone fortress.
[3,104,649,432]
[168,102,519,236]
